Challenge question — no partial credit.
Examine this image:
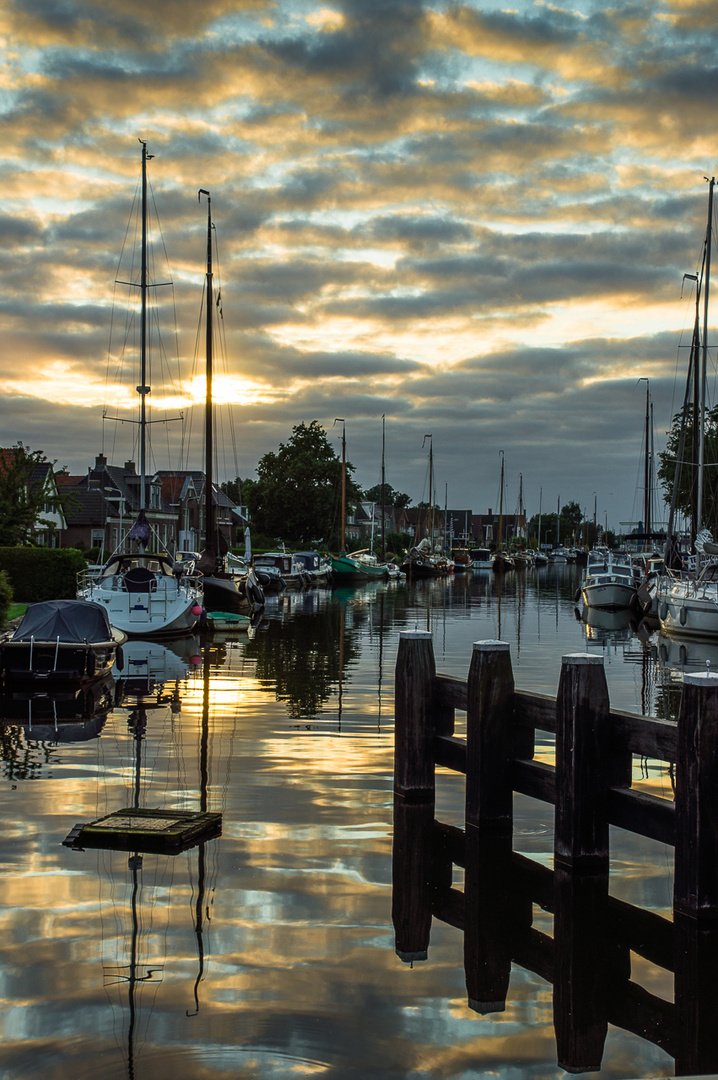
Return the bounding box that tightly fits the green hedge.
[0,548,87,603]
[0,569,12,625]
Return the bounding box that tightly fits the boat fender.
[574,588,581,603]
[87,649,96,678]
[199,607,208,627]
[660,602,668,621]
[680,645,688,666]
[115,645,124,672]
[680,606,688,626]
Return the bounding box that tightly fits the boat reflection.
[0,668,117,742]
[114,635,202,699]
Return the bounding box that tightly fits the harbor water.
[0,564,695,1078]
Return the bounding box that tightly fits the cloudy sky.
[1,0,717,530]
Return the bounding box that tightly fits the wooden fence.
[391,630,718,1074]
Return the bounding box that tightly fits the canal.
[0,564,697,1078]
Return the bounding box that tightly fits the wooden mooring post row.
[392,631,718,1076]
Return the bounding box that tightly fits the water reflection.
[392,798,718,1076]
[0,567,705,1078]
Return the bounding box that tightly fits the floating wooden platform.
[63,807,222,854]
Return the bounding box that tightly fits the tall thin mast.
[697,176,715,536]
[138,141,153,512]
[199,189,214,554]
[381,415,386,560]
[498,451,504,552]
[335,419,346,551]
[423,435,433,547]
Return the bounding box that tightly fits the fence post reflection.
[392,638,718,1074]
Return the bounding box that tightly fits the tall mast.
[498,451,504,552]
[639,378,651,542]
[697,175,715,536]
[199,189,214,554]
[138,141,153,512]
[335,419,346,551]
[381,415,386,560]
[423,435,433,547]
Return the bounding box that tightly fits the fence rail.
[392,631,718,1074]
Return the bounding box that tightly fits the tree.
[0,443,64,546]
[220,477,249,506]
[528,500,587,549]
[658,404,718,538]
[363,483,411,509]
[245,421,362,546]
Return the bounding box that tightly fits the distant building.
[58,453,247,555]
[0,448,67,546]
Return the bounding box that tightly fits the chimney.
[124,460,136,474]
[95,453,107,470]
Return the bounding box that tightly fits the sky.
[1,0,717,532]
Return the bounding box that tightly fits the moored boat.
[76,143,204,638]
[469,547,494,569]
[0,600,126,684]
[294,551,333,586]
[579,548,640,610]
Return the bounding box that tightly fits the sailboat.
[400,436,447,578]
[77,143,204,637]
[331,420,390,583]
[655,176,718,638]
[492,451,514,573]
[194,190,257,616]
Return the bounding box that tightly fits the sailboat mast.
[199,189,215,555]
[697,176,715,536]
[335,419,346,551]
[381,415,386,560]
[498,451,504,552]
[138,141,153,513]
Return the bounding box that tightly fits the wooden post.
[674,671,718,921]
[392,796,434,963]
[555,654,610,871]
[463,827,514,1013]
[553,867,609,1073]
[674,913,718,1074]
[394,630,436,801]
[465,640,514,831]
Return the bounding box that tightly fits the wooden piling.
[394,630,436,801]
[555,654,611,872]
[465,640,514,831]
[674,671,718,921]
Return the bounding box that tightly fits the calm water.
[0,565,697,1079]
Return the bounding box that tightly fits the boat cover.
[12,600,113,643]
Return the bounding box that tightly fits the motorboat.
[78,550,204,638]
[469,547,494,569]
[294,551,333,586]
[579,548,640,610]
[253,552,307,589]
[0,600,126,684]
[451,548,473,571]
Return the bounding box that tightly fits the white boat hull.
[581,581,637,610]
[656,583,718,639]
[78,577,202,638]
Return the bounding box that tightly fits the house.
[58,454,247,555]
[472,509,527,548]
[0,447,67,546]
